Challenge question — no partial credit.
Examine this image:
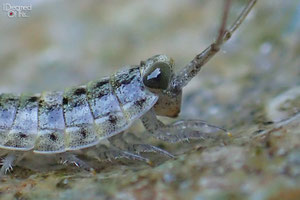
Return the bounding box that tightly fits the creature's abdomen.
[0,67,158,154]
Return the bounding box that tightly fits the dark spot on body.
[38,99,45,107]
[190,68,197,76]
[73,88,86,96]
[120,75,135,85]
[28,96,39,102]
[88,81,110,99]
[50,133,57,141]
[140,61,146,66]
[134,98,146,108]
[95,80,109,88]
[96,91,108,99]
[72,100,83,108]
[80,129,87,138]
[108,115,118,125]
[63,97,68,105]
[128,67,137,73]
[7,97,18,102]
[19,133,27,138]
[114,70,138,87]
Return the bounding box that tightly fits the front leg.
[141,108,231,143]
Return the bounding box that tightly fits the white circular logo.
[7,10,16,18]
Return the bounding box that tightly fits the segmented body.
[0,67,158,154]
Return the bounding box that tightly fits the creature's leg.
[141,109,231,143]
[170,0,256,92]
[108,134,174,158]
[0,152,23,176]
[92,144,153,165]
[58,153,93,172]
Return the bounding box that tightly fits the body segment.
[1,94,39,150]
[35,91,65,153]
[0,94,19,147]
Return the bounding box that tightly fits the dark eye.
[143,62,171,90]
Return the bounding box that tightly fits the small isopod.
[0,0,256,175]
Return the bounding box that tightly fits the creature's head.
[141,55,182,118]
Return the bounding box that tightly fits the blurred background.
[0,0,300,199]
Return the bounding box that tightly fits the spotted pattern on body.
[0,67,158,153]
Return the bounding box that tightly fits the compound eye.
[143,62,171,90]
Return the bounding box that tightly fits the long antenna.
[170,0,257,95]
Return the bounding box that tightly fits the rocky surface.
[0,0,300,199]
